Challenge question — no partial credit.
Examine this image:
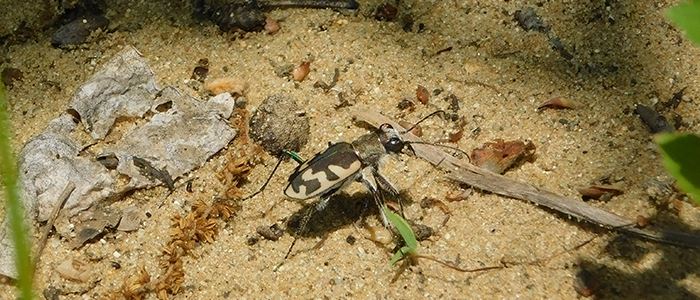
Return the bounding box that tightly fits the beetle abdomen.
[285,142,362,200]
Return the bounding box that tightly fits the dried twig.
[355,110,700,249]
[34,182,75,270]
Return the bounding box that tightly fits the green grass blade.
[283,150,305,164]
[656,133,700,204]
[667,1,700,45]
[389,246,412,266]
[0,81,34,299]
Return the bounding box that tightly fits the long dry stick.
[355,111,700,249]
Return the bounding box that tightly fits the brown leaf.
[470,139,536,174]
[577,185,624,201]
[399,120,422,137]
[537,97,577,110]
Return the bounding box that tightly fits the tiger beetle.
[243,110,452,260]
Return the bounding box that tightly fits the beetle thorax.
[350,132,386,167]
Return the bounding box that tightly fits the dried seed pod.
[577,185,624,201]
[292,61,311,82]
[416,85,429,104]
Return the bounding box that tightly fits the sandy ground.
[1,0,700,298]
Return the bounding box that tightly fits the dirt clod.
[249,93,310,154]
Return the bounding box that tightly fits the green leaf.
[383,207,418,266]
[667,1,700,45]
[389,246,413,266]
[656,133,700,204]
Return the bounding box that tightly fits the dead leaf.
[470,139,536,174]
[71,207,121,248]
[577,185,624,201]
[117,206,141,231]
[56,259,90,282]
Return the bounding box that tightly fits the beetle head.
[378,123,405,153]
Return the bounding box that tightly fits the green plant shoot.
[383,207,418,266]
[0,81,34,298]
[656,133,700,204]
[667,1,700,45]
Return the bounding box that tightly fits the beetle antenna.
[241,155,284,201]
[405,141,472,162]
[401,110,446,134]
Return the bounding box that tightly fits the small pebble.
[346,235,356,245]
[51,14,109,48]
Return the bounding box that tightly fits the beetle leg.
[373,169,407,218]
[373,169,399,197]
[359,167,390,227]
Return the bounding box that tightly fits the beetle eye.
[386,137,403,152]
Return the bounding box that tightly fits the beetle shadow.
[284,191,382,239]
[284,187,419,238]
